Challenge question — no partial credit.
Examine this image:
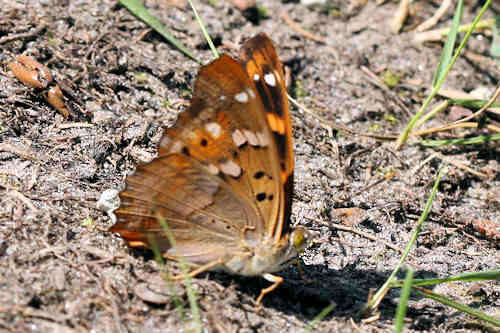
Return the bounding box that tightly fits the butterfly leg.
[257,273,284,304]
[168,259,224,281]
[294,259,315,284]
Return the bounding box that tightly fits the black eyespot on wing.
[182,147,190,156]
[254,171,265,179]
[201,138,208,146]
[256,193,266,201]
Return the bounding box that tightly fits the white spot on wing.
[220,95,226,100]
[205,122,222,139]
[219,159,242,177]
[206,163,219,175]
[253,73,260,81]
[243,129,259,146]
[169,140,184,153]
[232,129,247,147]
[235,91,248,103]
[264,73,276,87]
[246,88,256,99]
[256,132,270,147]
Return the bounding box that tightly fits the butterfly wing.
[111,46,289,264]
[112,153,251,265]
[239,33,294,242]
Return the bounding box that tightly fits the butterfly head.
[271,226,314,272]
[290,226,313,254]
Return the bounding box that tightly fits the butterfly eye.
[291,227,311,253]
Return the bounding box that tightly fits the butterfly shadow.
[206,262,440,322]
[127,248,439,321]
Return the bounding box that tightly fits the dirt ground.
[0,0,499,332]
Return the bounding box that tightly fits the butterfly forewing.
[161,54,284,239]
[239,33,294,241]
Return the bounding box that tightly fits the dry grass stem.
[416,0,452,32]
[390,0,410,34]
[280,10,326,44]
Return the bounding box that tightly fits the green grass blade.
[187,0,219,59]
[420,133,500,147]
[157,216,202,333]
[390,270,500,288]
[395,0,492,150]
[304,303,335,333]
[414,287,500,327]
[490,17,500,65]
[363,165,447,313]
[451,98,500,109]
[119,0,201,64]
[149,235,185,316]
[432,0,464,87]
[394,268,414,333]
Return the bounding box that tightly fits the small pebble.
[97,189,120,223]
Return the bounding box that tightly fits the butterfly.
[109,33,312,304]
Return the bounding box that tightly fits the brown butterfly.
[109,33,312,304]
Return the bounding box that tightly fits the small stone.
[134,282,184,304]
[97,189,120,224]
[301,0,327,6]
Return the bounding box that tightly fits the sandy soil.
[0,0,498,332]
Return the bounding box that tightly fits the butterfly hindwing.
[112,153,252,265]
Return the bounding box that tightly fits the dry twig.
[310,217,421,264]
[0,142,47,161]
[288,94,398,140]
[451,84,500,125]
[360,66,412,117]
[416,0,452,32]
[0,24,47,44]
[390,0,410,34]
[280,10,326,44]
[425,150,488,179]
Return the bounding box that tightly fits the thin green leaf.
[149,235,185,316]
[395,0,492,150]
[414,287,500,327]
[433,0,464,87]
[420,133,500,147]
[363,165,447,313]
[451,98,500,109]
[304,303,335,333]
[490,17,500,65]
[390,270,500,288]
[119,0,201,64]
[394,268,414,333]
[187,0,219,59]
[157,216,202,333]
